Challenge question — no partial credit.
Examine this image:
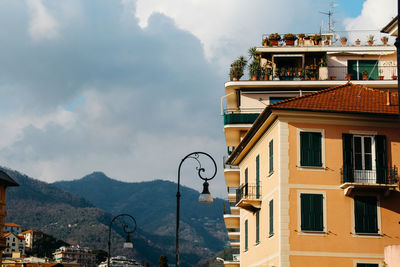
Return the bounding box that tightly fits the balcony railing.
[224,108,263,125]
[236,183,261,203]
[223,155,239,169]
[340,166,398,184]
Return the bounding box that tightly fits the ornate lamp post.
[175,152,217,267]
[107,214,137,267]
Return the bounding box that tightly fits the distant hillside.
[4,168,173,266]
[5,168,228,266]
[53,172,228,264]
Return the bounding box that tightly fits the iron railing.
[340,166,398,184]
[236,183,262,203]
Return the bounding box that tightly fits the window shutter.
[342,134,354,182]
[354,196,378,234]
[300,132,322,167]
[269,199,274,235]
[256,155,260,198]
[301,194,323,231]
[300,132,310,166]
[245,219,248,250]
[256,211,260,243]
[375,135,387,184]
[244,168,248,197]
[269,140,274,173]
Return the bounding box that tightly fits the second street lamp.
[175,152,217,267]
[107,214,137,267]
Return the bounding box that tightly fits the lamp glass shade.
[123,233,133,249]
[199,181,213,203]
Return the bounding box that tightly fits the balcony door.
[353,135,375,183]
[347,60,378,80]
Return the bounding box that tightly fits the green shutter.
[244,168,248,197]
[342,134,354,182]
[256,212,260,243]
[269,140,274,173]
[300,132,322,167]
[269,199,274,236]
[354,196,378,234]
[348,60,358,80]
[375,135,387,183]
[245,219,248,250]
[301,194,323,231]
[359,60,379,80]
[256,155,260,198]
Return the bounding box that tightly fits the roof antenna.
[320,0,338,33]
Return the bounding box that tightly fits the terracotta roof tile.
[269,82,399,115]
[5,223,22,227]
[19,229,38,235]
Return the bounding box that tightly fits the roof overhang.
[381,16,398,36]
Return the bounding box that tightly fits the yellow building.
[225,83,399,267]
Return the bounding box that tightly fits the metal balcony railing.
[223,155,239,169]
[341,166,398,184]
[236,183,261,203]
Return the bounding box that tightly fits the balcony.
[227,187,239,204]
[224,156,240,187]
[222,249,240,267]
[236,183,262,212]
[224,109,261,125]
[340,166,398,196]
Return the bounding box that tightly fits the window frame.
[269,139,274,175]
[297,190,327,234]
[297,128,325,169]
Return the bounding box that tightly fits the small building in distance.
[99,256,143,267]
[3,223,22,235]
[53,246,96,267]
[3,233,25,257]
[19,229,43,250]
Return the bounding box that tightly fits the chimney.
[386,91,391,106]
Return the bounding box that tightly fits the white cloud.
[134,0,326,67]
[26,0,60,41]
[344,0,396,42]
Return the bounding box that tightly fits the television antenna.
[320,0,339,33]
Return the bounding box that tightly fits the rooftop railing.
[261,30,393,47]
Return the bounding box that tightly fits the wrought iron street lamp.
[107,214,137,267]
[175,152,217,267]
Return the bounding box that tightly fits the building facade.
[222,30,398,267]
[53,246,96,267]
[3,233,25,257]
[225,83,399,267]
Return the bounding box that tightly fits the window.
[342,134,387,183]
[356,264,379,267]
[269,199,274,236]
[255,211,260,244]
[347,60,378,80]
[300,193,324,231]
[269,97,292,104]
[300,131,322,167]
[256,155,260,198]
[269,140,274,174]
[244,167,248,197]
[354,196,378,234]
[244,219,248,250]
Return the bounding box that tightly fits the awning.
[327,51,395,55]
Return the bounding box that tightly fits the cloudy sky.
[0,0,396,197]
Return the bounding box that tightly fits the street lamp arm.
[176,151,217,267]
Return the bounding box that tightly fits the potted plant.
[345,73,352,81]
[283,33,297,46]
[249,60,261,80]
[340,36,347,46]
[229,56,247,81]
[368,35,374,46]
[355,39,361,45]
[262,37,269,46]
[362,69,369,80]
[381,36,389,45]
[261,65,272,80]
[311,34,321,45]
[330,75,336,80]
[392,74,398,80]
[298,33,305,45]
[378,69,384,80]
[269,33,281,46]
[303,35,312,46]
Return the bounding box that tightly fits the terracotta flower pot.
[251,75,257,81]
[379,76,384,80]
[362,75,368,80]
[270,40,279,46]
[345,74,351,81]
[232,77,238,81]
[330,76,336,80]
[285,40,295,46]
[392,75,398,80]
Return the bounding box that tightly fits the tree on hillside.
[158,255,168,267]
[92,249,108,264]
